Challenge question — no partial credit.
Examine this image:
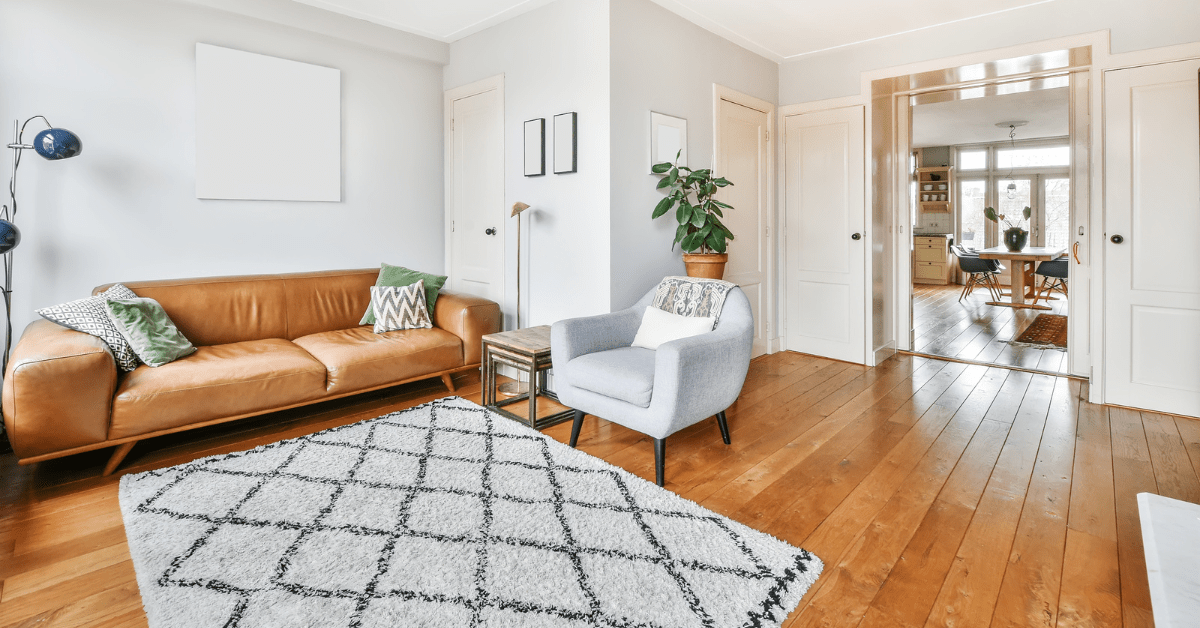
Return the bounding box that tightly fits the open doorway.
[908,84,1073,374]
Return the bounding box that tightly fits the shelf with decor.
[916,166,954,214]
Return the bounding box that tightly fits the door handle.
[1072,241,1081,264]
[485,228,497,236]
[1110,234,1124,244]
[851,233,862,241]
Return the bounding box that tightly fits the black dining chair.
[951,245,1002,301]
[1032,255,1069,304]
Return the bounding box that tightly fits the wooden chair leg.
[654,438,666,487]
[440,373,456,393]
[959,275,973,301]
[716,411,731,445]
[568,410,585,448]
[103,441,137,477]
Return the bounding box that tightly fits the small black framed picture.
[524,118,545,177]
[553,112,578,174]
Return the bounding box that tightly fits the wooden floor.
[913,283,1069,375]
[3,352,1198,627]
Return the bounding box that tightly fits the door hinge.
[451,220,455,232]
[764,130,770,142]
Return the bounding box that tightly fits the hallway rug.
[119,397,822,627]
[1009,313,1068,350]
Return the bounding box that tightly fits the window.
[996,145,1070,169]
[959,180,988,249]
[958,149,987,170]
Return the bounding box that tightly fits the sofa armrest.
[2,320,118,459]
[433,290,501,365]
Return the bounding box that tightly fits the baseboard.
[874,342,897,365]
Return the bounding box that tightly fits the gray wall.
[0,0,447,337]
[608,0,778,310]
[780,0,1200,103]
[445,0,612,326]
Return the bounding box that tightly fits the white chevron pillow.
[371,281,433,333]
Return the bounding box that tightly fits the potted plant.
[985,205,1031,251]
[650,152,735,279]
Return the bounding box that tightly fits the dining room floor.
[912,282,1069,375]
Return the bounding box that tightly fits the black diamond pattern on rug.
[120,397,822,627]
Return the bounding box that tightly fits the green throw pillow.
[104,297,197,367]
[359,263,447,325]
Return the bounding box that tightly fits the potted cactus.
[650,152,735,279]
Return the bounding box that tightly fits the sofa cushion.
[293,326,462,394]
[109,339,328,440]
[565,347,656,408]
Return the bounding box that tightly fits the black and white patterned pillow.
[37,284,142,372]
[371,281,432,333]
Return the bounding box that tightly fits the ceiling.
[911,87,1069,148]
[287,0,1061,58]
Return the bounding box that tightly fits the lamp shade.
[0,220,21,254]
[33,128,82,160]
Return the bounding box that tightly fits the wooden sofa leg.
[654,438,666,487]
[440,373,456,393]
[716,411,731,445]
[103,442,137,477]
[569,410,585,448]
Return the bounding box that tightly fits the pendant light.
[995,121,1027,199]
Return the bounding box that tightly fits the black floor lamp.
[3,116,83,374]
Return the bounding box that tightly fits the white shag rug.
[119,397,822,627]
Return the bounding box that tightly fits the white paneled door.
[1103,59,1200,417]
[446,78,504,308]
[717,96,771,357]
[784,106,866,363]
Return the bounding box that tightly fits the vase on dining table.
[1003,227,1029,252]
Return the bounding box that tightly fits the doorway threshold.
[899,350,1086,380]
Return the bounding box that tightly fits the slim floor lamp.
[498,201,531,397]
[3,117,83,374]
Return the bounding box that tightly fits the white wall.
[779,0,1200,103]
[608,0,778,310]
[0,0,447,338]
[444,0,612,327]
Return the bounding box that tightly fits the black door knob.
[851,233,862,240]
[484,228,497,236]
[1110,234,1124,244]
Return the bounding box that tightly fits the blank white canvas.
[195,44,341,201]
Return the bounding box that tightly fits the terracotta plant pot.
[682,253,729,279]
[1003,227,1029,252]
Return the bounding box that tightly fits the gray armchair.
[550,285,754,486]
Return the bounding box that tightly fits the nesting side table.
[481,325,575,429]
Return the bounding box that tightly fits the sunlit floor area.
[912,283,1069,375]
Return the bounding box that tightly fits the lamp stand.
[498,204,530,398]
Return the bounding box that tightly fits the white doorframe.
[444,74,505,308]
[779,98,871,364]
[714,84,777,353]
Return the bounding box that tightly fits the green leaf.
[690,169,711,177]
[676,201,693,225]
[680,231,703,252]
[713,177,733,187]
[656,176,674,190]
[1023,206,1032,220]
[675,223,689,244]
[709,206,723,217]
[711,199,732,209]
[702,182,715,197]
[651,196,674,219]
[983,206,997,222]
[707,233,727,253]
[667,169,678,184]
[650,162,672,174]
[698,223,713,239]
[690,207,707,228]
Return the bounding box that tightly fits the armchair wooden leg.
[716,411,731,445]
[654,437,666,487]
[440,373,456,393]
[103,441,137,477]
[568,410,585,448]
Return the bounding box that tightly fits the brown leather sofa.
[2,269,501,475]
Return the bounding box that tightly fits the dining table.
[976,244,1067,310]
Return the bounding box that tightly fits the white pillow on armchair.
[630,306,715,350]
